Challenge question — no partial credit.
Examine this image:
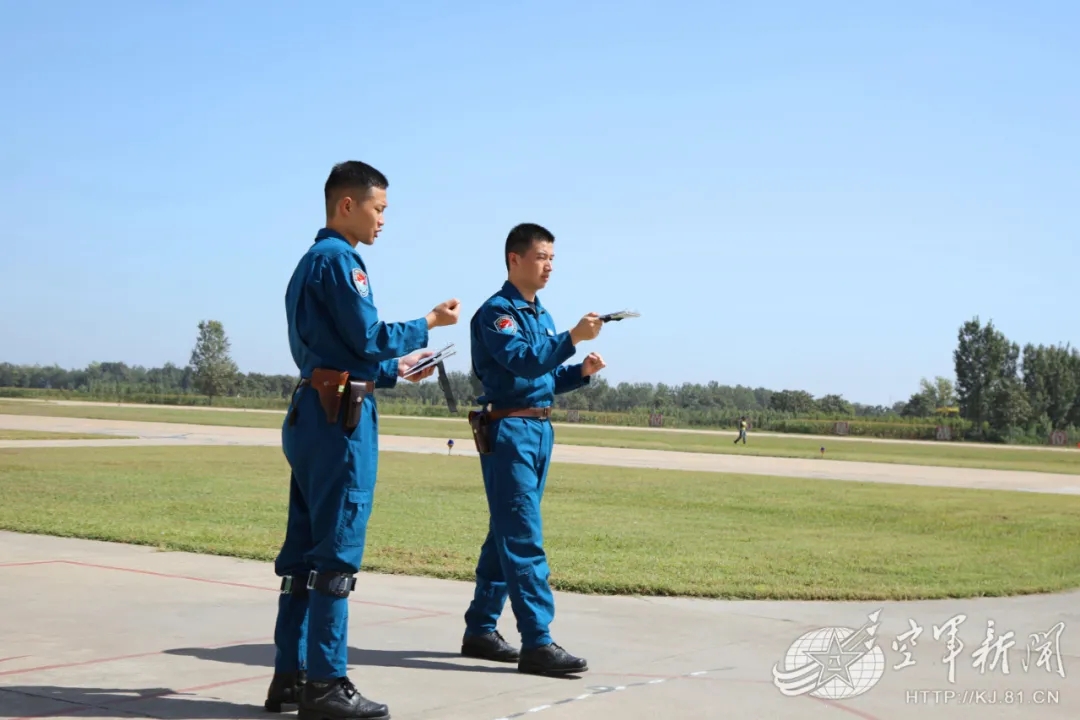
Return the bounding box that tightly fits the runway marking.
[491,668,887,720]
[5,672,271,720]
[0,560,448,680]
[0,636,271,679]
[491,667,731,719]
[0,656,30,664]
[0,558,450,616]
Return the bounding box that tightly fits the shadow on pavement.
[165,642,520,675]
[0,685,267,719]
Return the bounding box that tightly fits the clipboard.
[401,343,457,378]
[599,310,641,322]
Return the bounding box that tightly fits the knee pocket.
[500,493,543,545]
[336,487,373,549]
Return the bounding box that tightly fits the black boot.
[298,677,390,720]
[518,643,588,676]
[461,630,520,663]
[264,670,306,712]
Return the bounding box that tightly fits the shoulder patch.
[351,268,369,297]
[493,314,518,335]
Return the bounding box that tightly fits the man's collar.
[501,280,545,312]
[315,227,348,243]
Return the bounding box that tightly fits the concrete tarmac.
[0,532,1077,720]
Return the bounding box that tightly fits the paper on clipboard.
[401,343,457,378]
[600,309,641,322]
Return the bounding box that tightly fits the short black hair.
[324,161,388,216]
[505,222,554,269]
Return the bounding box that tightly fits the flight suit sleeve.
[553,363,590,394]
[321,252,430,363]
[375,359,400,389]
[478,303,576,380]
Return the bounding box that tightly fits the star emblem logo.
[806,634,865,688]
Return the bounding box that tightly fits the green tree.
[816,394,853,415]
[1022,343,1079,430]
[920,376,956,409]
[988,376,1031,440]
[188,320,238,405]
[770,389,816,414]
[954,317,1022,436]
[900,391,935,417]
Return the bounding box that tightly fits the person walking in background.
[734,416,748,444]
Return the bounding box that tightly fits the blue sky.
[1,1,1076,407]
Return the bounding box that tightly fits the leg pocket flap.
[337,488,374,549]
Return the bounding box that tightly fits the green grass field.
[2,445,1078,600]
[2,399,1078,474]
[0,429,130,440]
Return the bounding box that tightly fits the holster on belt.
[467,411,493,455]
[310,368,350,424]
[342,379,372,433]
[467,406,551,455]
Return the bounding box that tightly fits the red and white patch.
[352,268,369,297]
[494,314,518,335]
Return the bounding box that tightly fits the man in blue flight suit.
[460,223,605,676]
[265,160,461,720]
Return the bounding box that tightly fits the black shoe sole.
[461,646,520,663]
[297,708,390,720]
[517,663,589,676]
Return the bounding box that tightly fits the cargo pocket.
[336,487,373,549]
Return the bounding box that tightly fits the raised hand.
[582,352,606,377]
[426,299,461,329]
[569,312,603,345]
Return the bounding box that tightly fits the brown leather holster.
[308,368,349,423]
[304,369,374,429]
[467,407,552,455]
[342,379,373,432]
[467,411,493,455]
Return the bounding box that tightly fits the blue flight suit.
[463,280,590,650]
[273,228,429,682]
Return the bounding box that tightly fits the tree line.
[1,316,1076,444]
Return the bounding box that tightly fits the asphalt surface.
[1,532,1077,720]
[1,412,1078,719]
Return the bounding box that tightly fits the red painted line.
[0,655,30,664]
[161,672,271,695]
[365,611,444,626]
[0,603,443,680]
[0,560,59,569]
[0,636,269,678]
[58,560,451,616]
[0,649,165,678]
